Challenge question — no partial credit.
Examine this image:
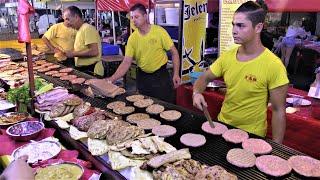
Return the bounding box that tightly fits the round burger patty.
[44,70,59,76]
[60,75,77,81]
[201,121,228,135]
[133,98,154,108]
[180,133,206,147]
[52,72,68,77]
[107,101,126,110]
[59,67,73,73]
[160,110,182,121]
[146,104,165,114]
[70,78,86,84]
[288,155,320,178]
[222,129,249,144]
[136,118,161,130]
[226,148,256,168]
[242,138,272,155]
[152,125,177,137]
[126,113,149,124]
[126,94,144,102]
[255,155,292,177]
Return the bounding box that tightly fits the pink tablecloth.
[177,85,320,159]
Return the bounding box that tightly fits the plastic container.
[6,121,44,141]
[189,72,204,84]
[165,8,179,26]
[101,43,119,56]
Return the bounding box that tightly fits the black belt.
[137,64,167,75]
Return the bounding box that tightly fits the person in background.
[193,1,289,144]
[87,3,181,103]
[0,156,34,180]
[281,20,309,68]
[42,13,77,67]
[63,6,104,76]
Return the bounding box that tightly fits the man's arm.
[269,84,288,144]
[193,70,217,110]
[42,37,59,53]
[66,43,99,58]
[107,56,133,83]
[169,45,181,88]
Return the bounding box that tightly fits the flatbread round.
[242,138,272,155]
[126,94,144,102]
[152,125,177,137]
[226,148,256,168]
[136,118,161,130]
[146,104,165,114]
[180,133,206,147]
[160,110,181,121]
[133,98,154,108]
[113,106,135,115]
[256,155,292,177]
[126,113,150,124]
[222,129,249,144]
[288,155,320,177]
[107,101,126,110]
[201,121,228,135]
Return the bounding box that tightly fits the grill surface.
[36,62,308,180]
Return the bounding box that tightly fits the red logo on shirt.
[245,74,257,82]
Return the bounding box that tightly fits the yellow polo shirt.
[43,22,77,58]
[125,25,173,73]
[210,47,289,137]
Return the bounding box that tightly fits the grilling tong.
[202,105,215,128]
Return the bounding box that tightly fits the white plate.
[12,141,61,163]
[286,98,311,106]
[0,100,15,111]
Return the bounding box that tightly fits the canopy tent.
[264,0,320,12]
[96,0,152,11]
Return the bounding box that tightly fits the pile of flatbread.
[88,79,125,98]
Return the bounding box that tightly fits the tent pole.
[46,2,49,25]
[112,11,116,45]
[118,11,121,27]
[25,43,35,115]
[95,0,98,29]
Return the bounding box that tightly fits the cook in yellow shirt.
[74,23,103,76]
[210,47,289,136]
[125,24,173,73]
[43,22,77,61]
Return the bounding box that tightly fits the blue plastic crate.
[101,43,119,56]
[189,71,204,84]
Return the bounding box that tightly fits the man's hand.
[64,51,75,58]
[192,93,208,111]
[0,155,34,180]
[172,74,181,88]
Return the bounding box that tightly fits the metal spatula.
[203,105,215,128]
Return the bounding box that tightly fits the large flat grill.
[36,62,306,180]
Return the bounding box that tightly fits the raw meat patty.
[44,70,59,76]
[201,121,228,135]
[52,72,68,77]
[242,138,272,155]
[180,133,206,147]
[152,125,177,137]
[160,110,182,121]
[59,67,73,73]
[106,101,126,110]
[222,129,249,144]
[256,155,292,177]
[226,148,256,168]
[288,155,320,177]
[60,75,77,81]
[136,118,161,130]
[70,78,85,84]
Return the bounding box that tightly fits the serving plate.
[0,112,29,126]
[12,140,61,163]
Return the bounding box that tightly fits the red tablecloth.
[0,119,99,179]
[176,84,320,159]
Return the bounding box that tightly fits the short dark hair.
[235,1,267,27]
[130,3,147,14]
[65,6,82,18]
